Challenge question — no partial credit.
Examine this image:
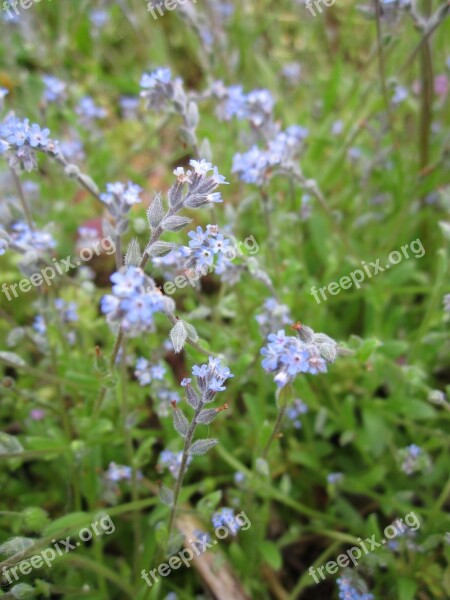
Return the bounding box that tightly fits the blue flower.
[234,471,245,484]
[111,267,145,297]
[28,124,51,148]
[211,167,229,185]
[33,315,47,336]
[212,508,240,534]
[135,358,166,386]
[399,444,430,475]
[267,330,289,351]
[206,192,223,203]
[285,399,308,429]
[100,181,142,213]
[158,449,192,479]
[191,358,233,397]
[104,462,143,482]
[121,295,159,326]
[192,364,209,378]
[10,221,56,252]
[184,225,233,275]
[260,324,338,387]
[101,267,167,336]
[189,159,213,175]
[327,472,343,485]
[76,96,106,123]
[209,357,233,381]
[280,348,309,376]
[261,345,279,371]
[210,234,230,254]
[337,573,373,600]
[304,353,327,375]
[188,226,208,249]
[140,68,172,88]
[42,75,67,103]
[101,295,120,315]
[209,378,226,392]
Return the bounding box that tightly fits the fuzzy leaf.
[147,193,164,228]
[0,351,26,368]
[168,183,184,208]
[172,408,189,438]
[170,320,187,353]
[0,433,23,455]
[186,385,201,409]
[158,483,174,507]
[146,241,174,257]
[186,101,199,129]
[189,438,218,456]
[199,138,212,163]
[196,408,218,425]
[125,238,141,267]
[0,537,34,557]
[183,321,199,343]
[161,215,192,232]
[319,343,337,363]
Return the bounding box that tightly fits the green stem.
[119,340,141,581]
[262,386,292,458]
[166,404,203,550]
[66,555,135,598]
[289,541,341,599]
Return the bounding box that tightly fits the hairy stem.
[262,386,292,458]
[166,403,203,549]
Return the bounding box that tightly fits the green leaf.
[189,439,218,456]
[42,512,90,538]
[355,338,382,361]
[196,490,222,514]
[260,541,282,570]
[397,577,417,600]
[0,433,23,455]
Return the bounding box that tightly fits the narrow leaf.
[146,241,174,257]
[161,215,192,232]
[0,352,26,368]
[183,321,199,343]
[186,385,201,409]
[170,321,187,353]
[147,193,164,228]
[189,439,218,456]
[196,409,218,425]
[125,238,141,267]
[158,483,174,507]
[172,408,189,438]
[0,433,24,455]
